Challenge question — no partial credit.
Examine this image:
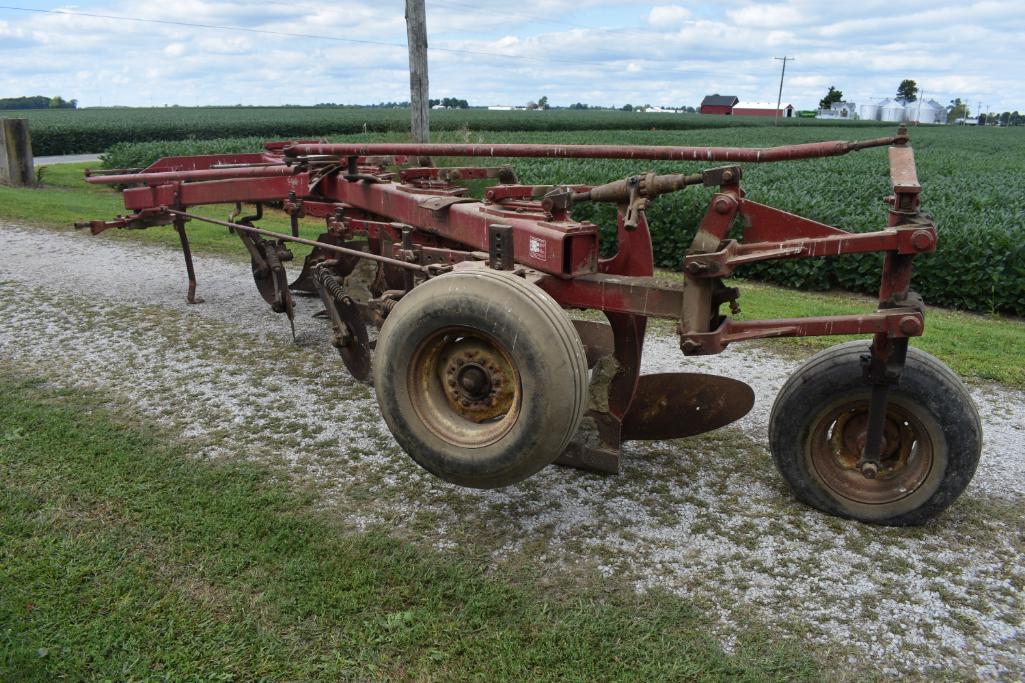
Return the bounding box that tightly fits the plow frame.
[80,126,934,475]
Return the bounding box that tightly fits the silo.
[921,99,946,124]
[879,99,906,122]
[859,103,881,121]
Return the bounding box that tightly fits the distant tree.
[537,95,549,110]
[818,86,843,110]
[1012,111,1022,126]
[946,98,969,123]
[0,95,76,110]
[568,102,588,110]
[896,79,919,105]
[621,103,633,112]
[1000,111,1011,126]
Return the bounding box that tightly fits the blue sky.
[1,1,1022,114]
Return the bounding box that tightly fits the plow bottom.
[621,373,755,441]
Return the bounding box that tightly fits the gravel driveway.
[1,222,1022,678]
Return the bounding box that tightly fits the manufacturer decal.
[528,236,547,261]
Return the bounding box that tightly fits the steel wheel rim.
[407,326,522,448]
[806,397,936,505]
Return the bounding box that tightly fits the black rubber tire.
[768,341,982,526]
[373,270,588,489]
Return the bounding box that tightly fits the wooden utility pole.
[405,0,430,143]
[773,56,793,127]
[0,119,35,186]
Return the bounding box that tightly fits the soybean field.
[94,122,1025,317]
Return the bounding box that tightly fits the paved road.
[34,153,102,166]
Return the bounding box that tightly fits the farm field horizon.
[6,104,895,156]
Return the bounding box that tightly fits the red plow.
[79,126,981,525]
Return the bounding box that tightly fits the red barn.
[732,101,795,118]
[699,94,739,115]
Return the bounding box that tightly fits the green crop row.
[98,125,1025,316]
[6,106,886,156]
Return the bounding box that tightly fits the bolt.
[460,398,471,407]
[860,462,879,479]
[911,229,934,252]
[722,170,733,182]
[714,197,732,215]
[448,379,457,388]
[899,316,922,336]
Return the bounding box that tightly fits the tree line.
[0,95,77,110]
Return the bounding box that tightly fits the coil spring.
[263,240,282,272]
[314,264,347,303]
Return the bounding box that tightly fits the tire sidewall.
[769,342,982,525]
[374,271,586,488]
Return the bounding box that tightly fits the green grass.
[0,370,819,681]
[2,163,323,260]
[732,279,1025,387]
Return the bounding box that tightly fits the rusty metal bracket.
[488,224,516,270]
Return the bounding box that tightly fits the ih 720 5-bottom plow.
[79,126,981,526]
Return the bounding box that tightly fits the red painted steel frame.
[284,134,905,163]
[83,129,931,355]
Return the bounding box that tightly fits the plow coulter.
[78,126,981,525]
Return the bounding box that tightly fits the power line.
[0,4,608,66]
[0,4,752,79]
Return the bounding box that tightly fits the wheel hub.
[406,327,523,449]
[809,401,934,505]
[457,364,492,400]
[439,342,514,421]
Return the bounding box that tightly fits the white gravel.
[1,222,1022,678]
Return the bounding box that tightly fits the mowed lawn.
[0,373,817,680]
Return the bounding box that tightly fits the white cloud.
[0,1,1021,112]
[726,4,805,29]
[648,5,691,27]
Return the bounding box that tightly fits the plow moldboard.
[621,373,755,441]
